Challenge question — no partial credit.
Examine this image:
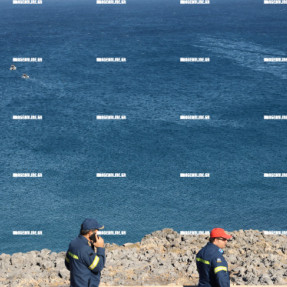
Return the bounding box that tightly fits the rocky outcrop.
[1,229,287,286]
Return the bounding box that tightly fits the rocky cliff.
[1,229,287,287]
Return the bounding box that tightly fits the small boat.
[22,74,29,79]
[10,65,17,70]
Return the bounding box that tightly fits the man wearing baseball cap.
[196,228,232,287]
[65,218,106,287]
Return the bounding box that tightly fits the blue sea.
[0,0,287,254]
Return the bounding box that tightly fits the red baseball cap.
[210,228,232,239]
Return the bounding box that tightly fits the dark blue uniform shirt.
[196,242,230,287]
[65,235,106,287]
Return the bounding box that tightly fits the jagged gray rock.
[0,229,287,286]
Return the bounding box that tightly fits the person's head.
[209,228,232,249]
[80,218,104,240]
[80,228,98,239]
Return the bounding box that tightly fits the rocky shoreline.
[1,229,287,287]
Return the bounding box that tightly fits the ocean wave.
[194,35,287,79]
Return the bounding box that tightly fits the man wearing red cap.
[196,228,232,287]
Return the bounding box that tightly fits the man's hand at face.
[94,235,104,248]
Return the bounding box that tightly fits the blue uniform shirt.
[65,235,106,287]
[196,242,230,287]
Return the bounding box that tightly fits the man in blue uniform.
[65,218,106,287]
[196,228,232,287]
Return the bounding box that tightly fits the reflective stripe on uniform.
[214,266,227,273]
[65,256,70,263]
[196,257,210,265]
[68,251,79,260]
[89,256,100,270]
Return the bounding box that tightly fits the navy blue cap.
[81,218,104,231]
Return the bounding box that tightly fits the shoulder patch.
[216,258,222,263]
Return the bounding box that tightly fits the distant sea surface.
[1,0,287,254]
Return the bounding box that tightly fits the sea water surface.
[0,0,287,254]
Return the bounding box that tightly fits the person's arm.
[83,247,105,273]
[96,247,106,267]
[212,255,230,287]
[65,251,71,271]
[83,236,106,273]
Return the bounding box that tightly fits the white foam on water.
[194,35,287,80]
